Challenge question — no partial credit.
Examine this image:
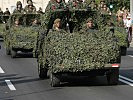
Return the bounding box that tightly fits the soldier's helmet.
[54,18,61,24]
[28,2,33,6]
[27,0,33,3]
[17,1,22,6]
[86,18,93,23]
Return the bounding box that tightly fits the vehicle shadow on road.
[59,76,125,87]
[14,52,34,58]
[0,74,126,87]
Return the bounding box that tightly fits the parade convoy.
[0,0,130,87]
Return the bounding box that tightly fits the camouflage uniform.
[13,9,24,14]
[13,1,24,14]
[81,18,96,32]
[45,0,67,12]
[42,0,67,30]
[4,8,10,16]
[37,7,44,14]
[67,0,84,9]
[24,2,36,13]
[0,9,3,15]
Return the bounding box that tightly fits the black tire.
[121,47,127,56]
[11,49,17,58]
[6,47,11,55]
[38,63,47,79]
[50,73,60,87]
[107,69,119,85]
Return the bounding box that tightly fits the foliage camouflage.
[45,0,67,12]
[42,0,67,31]
[68,9,97,32]
[41,29,120,73]
[8,27,38,49]
[83,0,130,13]
[36,9,95,58]
[4,14,40,51]
[96,13,128,48]
[37,9,121,73]
[0,24,5,37]
[114,27,128,47]
[67,0,84,9]
[0,15,9,37]
[41,10,68,31]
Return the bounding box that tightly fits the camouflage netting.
[41,10,68,30]
[114,27,128,47]
[95,14,128,48]
[0,15,9,37]
[9,27,38,49]
[68,9,97,32]
[0,24,5,37]
[43,29,120,73]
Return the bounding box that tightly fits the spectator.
[125,14,132,43]
[4,8,10,15]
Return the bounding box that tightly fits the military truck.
[4,14,40,58]
[36,9,121,87]
[0,15,9,38]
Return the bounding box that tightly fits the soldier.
[0,8,3,15]
[32,18,40,27]
[98,0,105,10]
[88,0,95,9]
[53,18,62,31]
[4,8,10,16]
[24,0,36,13]
[86,18,95,29]
[14,19,20,27]
[81,18,95,32]
[100,4,111,15]
[13,1,24,14]
[37,7,44,14]
[68,0,83,9]
[45,0,67,12]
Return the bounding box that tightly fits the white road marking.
[119,78,133,87]
[0,67,5,73]
[5,80,16,91]
[128,55,133,58]
[119,75,133,83]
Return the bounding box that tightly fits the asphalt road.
[0,41,133,100]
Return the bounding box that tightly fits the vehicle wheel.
[107,69,119,85]
[50,73,60,87]
[121,47,127,56]
[11,49,17,58]
[6,47,11,55]
[38,63,47,79]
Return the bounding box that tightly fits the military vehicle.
[36,9,121,87]
[0,15,9,38]
[4,14,40,58]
